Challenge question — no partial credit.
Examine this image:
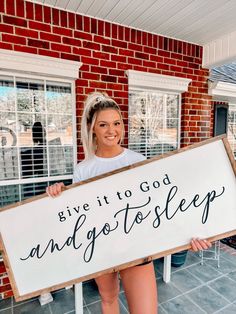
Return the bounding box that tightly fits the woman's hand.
[46,182,65,198]
[190,238,212,252]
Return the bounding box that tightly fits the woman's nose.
[107,124,115,132]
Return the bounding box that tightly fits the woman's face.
[93,109,123,150]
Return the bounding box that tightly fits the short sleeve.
[73,164,81,183]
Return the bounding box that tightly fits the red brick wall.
[0,0,213,299]
[0,260,12,299]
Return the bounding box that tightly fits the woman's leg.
[95,272,120,314]
[120,262,158,314]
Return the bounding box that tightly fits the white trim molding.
[203,30,236,69]
[0,49,82,79]
[126,70,191,92]
[209,81,236,102]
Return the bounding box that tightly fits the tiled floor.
[0,243,236,313]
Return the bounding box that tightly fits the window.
[129,91,180,157]
[228,103,236,158]
[0,74,75,207]
[127,70,191,158]
[208,79,236,159]
[214,104,228,136]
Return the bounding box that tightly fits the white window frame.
[0,49,82,193]
[0,49,81,79]
[209,80,236,103]
[227,102,236,159]
[126,70,191,154]
[127,70,191,93]
[0,71,75,185]
[209,79,236,159]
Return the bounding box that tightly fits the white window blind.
[128,90,180,158]
[0,74,75,207]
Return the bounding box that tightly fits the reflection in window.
[21,181,48,200]
[0,184,19,207]
[17,78,45,113]
[0,74,75,206]
[129,91,180,158]
[0,76,15,111]
[0,178,73,207]
[47,81,72,114]
[228,103,236,159]
[0,147,18,180]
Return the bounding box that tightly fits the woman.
[47,92,211,314]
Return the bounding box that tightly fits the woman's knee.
[95,273,120,305]
[98,285,119,305]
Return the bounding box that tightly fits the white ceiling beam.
[203,30,236,69]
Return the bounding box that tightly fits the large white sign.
[0,137,236,301]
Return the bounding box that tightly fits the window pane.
[20,146,48,178]
[129,91,180,158]
[20,179,72,201]
[46,81,72,114]
[49,179,72,186]
[167,94,178,119]
[18,114,46,146]
[0,148,18,180]
[0,112,17,139]
[20,181,48,200]
[16,78,45,113]
[0,185,19,207]
[48,145,73,176]
[227,103,236,159]
[47,114,73,145]
[64,146,73,174]
[0,76,15,112]
[49,146,65,176]
[1,75,74,207]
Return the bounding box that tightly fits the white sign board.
[0,137,236,301]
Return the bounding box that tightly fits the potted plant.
[171,250,188,267]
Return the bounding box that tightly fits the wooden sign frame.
[0,135,236,301]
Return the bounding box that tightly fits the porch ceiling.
[28,0,236,45]
[28,0,236,68]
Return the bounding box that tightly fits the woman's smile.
[93,109,124,157]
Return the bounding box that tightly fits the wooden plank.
[222,137,236,176]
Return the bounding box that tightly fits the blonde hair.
[81,92,124,159]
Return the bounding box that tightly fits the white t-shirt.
[73,148,146,183]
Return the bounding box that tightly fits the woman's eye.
[114,122,121,126]
[99,123,106,127]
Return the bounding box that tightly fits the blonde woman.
[47,92,211,314]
